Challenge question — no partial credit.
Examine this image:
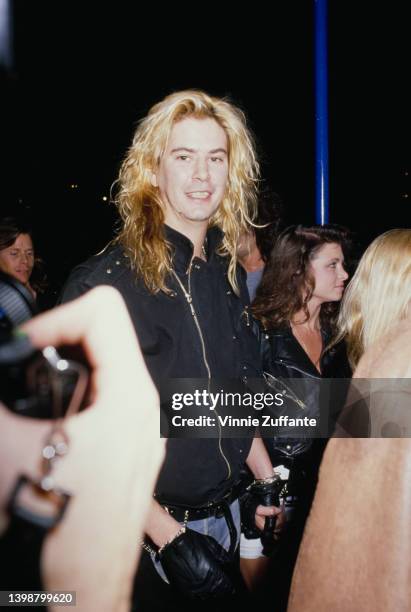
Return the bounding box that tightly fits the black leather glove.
[240,475,285,551]
[159,527,237,599]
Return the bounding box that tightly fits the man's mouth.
[186,191,211,200]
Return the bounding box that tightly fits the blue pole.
[0,0,14,71]
[314,0,329,224]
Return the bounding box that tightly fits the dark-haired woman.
[240,225,351,603]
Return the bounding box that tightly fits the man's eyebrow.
[170,147,196,154]
[169,147,228,154]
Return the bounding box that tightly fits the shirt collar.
[164,224,224,273]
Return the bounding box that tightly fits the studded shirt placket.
[171,261,232,481]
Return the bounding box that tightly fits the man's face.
[0,233,34,286]
[152,117,229,234]
[237,230,257,260]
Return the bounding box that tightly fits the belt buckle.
[214,502,226,519]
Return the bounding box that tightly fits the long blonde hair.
[336,229,411,369]
[114,90,260,293]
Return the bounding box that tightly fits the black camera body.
[0,272,77,420]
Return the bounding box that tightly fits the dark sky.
[2,2,409,285]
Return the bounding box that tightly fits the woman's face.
[0,233,34,286]
[308,242,348,304]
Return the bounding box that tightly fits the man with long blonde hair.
[61,90,281,609]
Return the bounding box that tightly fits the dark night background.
[1,1,409,299]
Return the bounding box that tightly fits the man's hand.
[159,528,237,599]
[144,499,183,549]
[244,437,286,538]
[255,503,285,534]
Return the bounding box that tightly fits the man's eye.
[329,263,337,268]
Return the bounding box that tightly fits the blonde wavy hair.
[335,229,411,369]
[114,90,260,293]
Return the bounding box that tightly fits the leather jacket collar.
[265,324,335,379]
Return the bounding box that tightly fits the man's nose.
[19,253,30,265]
[193,158,209,181]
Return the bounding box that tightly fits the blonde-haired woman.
[335,227,411,370]
[288,228,411,612]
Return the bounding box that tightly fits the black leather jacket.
[258,323,351,467]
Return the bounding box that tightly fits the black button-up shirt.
[60,225,261,505]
